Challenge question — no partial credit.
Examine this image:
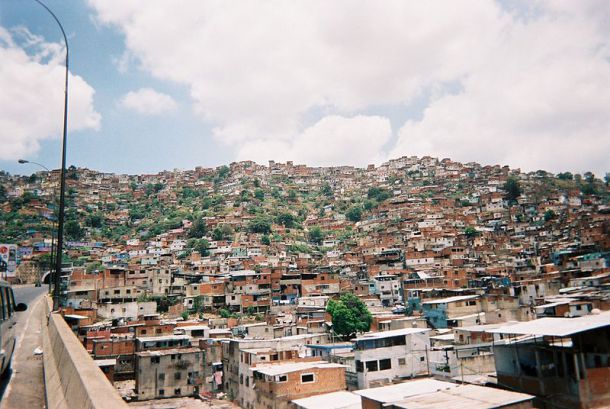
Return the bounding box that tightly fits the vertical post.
[33,0,69,311]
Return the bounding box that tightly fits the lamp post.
[32,0,69,311]
[18,159,56,291]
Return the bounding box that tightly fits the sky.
[0,0,609,176]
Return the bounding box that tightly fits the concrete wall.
[96,301,156,319]
[42,297,128,409]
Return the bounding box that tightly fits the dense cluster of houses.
[2,155,609,408]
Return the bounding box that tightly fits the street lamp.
[18,159,55,291]
[32,0,69,311]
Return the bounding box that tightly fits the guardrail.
[42,297,128,409]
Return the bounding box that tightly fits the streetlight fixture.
[18,159,55,291]
[32,0,69,311]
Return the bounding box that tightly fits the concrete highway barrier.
[42,298,128,409]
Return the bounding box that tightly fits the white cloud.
[391,2,610,174]
[0,27,100,161]
[119,87,177,115]
[89,0,610,173]
[236,115,392,167]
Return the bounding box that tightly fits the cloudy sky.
[1,0,609,175]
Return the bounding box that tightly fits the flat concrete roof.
[455,322,518,332]
[136,334,190,342]
[253,361,345,376]
[292,391,361,409]
[136,347,200,357]
[176,324,210,331]
[390,384,534,408]
[422,295,479,305]
[354,379,457,402]
[487,311,610,337]
[354,327,429,341]
[94,358,116,367]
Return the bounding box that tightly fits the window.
[159,389,164,396]
[467,301,477,306]
[420,356,425,362]
[301,373,314,383]
[0,288,7,320]
[174,388,181,395]
[398,358,406,366]
[151,357,160,364]
[141,329,147,335]
[366,361,379,372]
[277,375,287,382]
[159,373,165,381]
[379,359,392,370]
[175,372,182,380]
[355,360,364,372]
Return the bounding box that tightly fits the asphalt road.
[0,285,47,406]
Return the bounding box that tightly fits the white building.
[353,328,430,389]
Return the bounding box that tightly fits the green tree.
[367,187,392,202]
[188,218,207,238]
[308,226,324,244]
[346,206,363,222]
[216,165,230,179]
[584,172,595,184]
[0,185,7,203]
[276,212,295,228]
[219,308,231,319]
[464,226,478,238]
[287,189,298,202]
[65,220,84,240]
[557,172,573,180]
[326,293,372,340]
[86,213,103,228]
[363,199,376,211]
[249,214,272,234]
[36,253,54,272]
[193,239,210,256]
[321,182,333,197]
[182,187,199,199]
[503,177,522,204]
[86,261,103,273]
[254,188,265,200]
[261,235,271,245]
[544,209,556,222]
[192,296,205,313]
[213,224,234,241]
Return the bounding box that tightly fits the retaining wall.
[42,297,128,409]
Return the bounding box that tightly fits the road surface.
[0,285,47,408]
